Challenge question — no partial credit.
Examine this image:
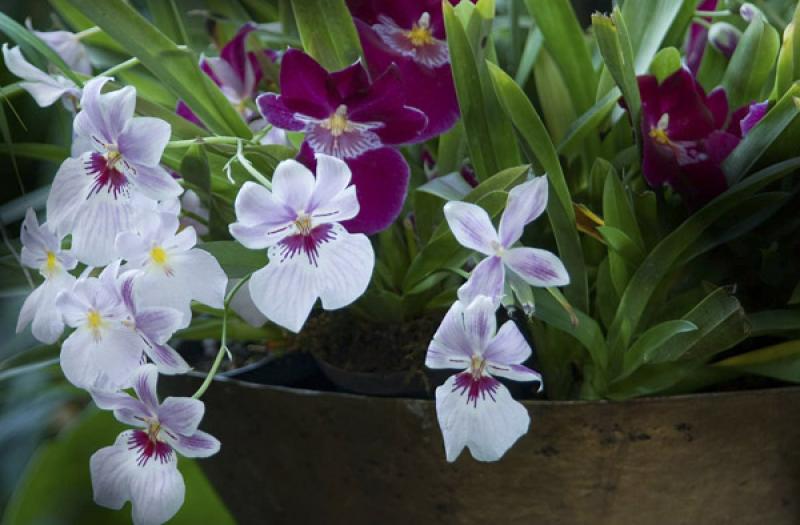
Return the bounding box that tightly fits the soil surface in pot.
[291,310,442,375]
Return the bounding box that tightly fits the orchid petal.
[248,253,318,333]
[457,255,505,306]
[443,201,499,256]
[499,177,548,247]
[503,247,570,288]
[316,229,375,310]
[46,156,93,237]
[256,93,306,131]
[135,306,183,345]
[146,343,191,376]
[425,301,474,369]
[118,117,171,167]
[483,320,532,366]
[158,397,205,436]
[129,451,185,525]
[131,164,183,201]
[132,364,160,411]
[167,430,221,459]
[272,159,315,211]
[70,195,138,266]
[175,249,227,310]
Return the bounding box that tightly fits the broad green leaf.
[0,12,82,85]
[597,226,643,294]
[773,22,795,98]
[524,0,596,114]
[723,83,800,184]
[714,339,800,383]
[436,121,466,176]
[487,61,588,310]
[403,164,530,291]
[513,26,542,86]
[621,320,698,378]
[556,88,619,156]
[146,0,189,45]
[444,1,520,181]
[291,0,362,71]
[197,241,266,278]
[607,361,700,400]
[650,47,682,83]
[0,142,69,163]
[601,161,644,249]
[749,310,800,337]
[417,172,472,201]
[70,0,251,138]
[721,14,780,110]
[592,8,641,132]
[597,0,690,98]
[533,49,576,144]
[606,157,800,363]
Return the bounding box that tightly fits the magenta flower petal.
[276,48,336,118]
[219,23,261,87]
[685,0,718,74]
[176,101,203,127]
[738,100,769,136]
[706,88,730,130]
[256,93,306,131]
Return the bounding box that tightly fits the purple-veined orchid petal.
[46,156,93,238]
[740,100,768,136]
[131,364,160,411]
[271,159,316,211]
[117,117,171,167]
[499,176,548,248]
[435,373,530,462]
[135,306,183,345]
[425,301,474,370]
[256,93,306,131]
[96,329,149,389]
[312,186,360,225]
[146,342,191,376]
[443,201,499,256]
[125,442,185,525]
[248,252,319,333]
[461,295,497,355]
[503,247,570,288]
[2,44,78,107]
[26,22,92,74]
[316,228,375,310]
[229,222,290,250]
[70,194,138,266]
[457,255,505,306]
[90,432,141,511]
[158,396,205,436]
[75,77,136,146]
[166,430,221,459]
[309,154,352,210]
[91,388,151,423]
[29,275,73,343]
[487,363,543,386]
[233,181,295,230]
[131,164,183,201]
[483,320,532,366]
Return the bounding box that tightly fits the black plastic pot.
[165,367,800,525]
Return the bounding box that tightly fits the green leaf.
[601,161,644,250]
[2,408,234,525]
[0,11,83,85]
[487,61,588,311]
[70,0,251,138]
[403,164,529,292]
[556,88,619,156]
[533,49,576,144]
[524,0,596,114]
[749,310,800,337]
[606,157,800,364]
[621,320,698,378]
[436,121,466,175]
[714,339,800,383]
[146,0,189,44]
[0,142,69,163]
[723,83,800,184]
[197,241,266,278]
[607,361,700,400]
[721,14,780,110]
[417,172,472,201]
[291,0,363,71]
[444,1,520,181]
[592,8,641,132]
[650,47,682,83]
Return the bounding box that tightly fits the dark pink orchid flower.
[177,23,275,127]
[347,0,467,140]
[257,49,427,234]
[685,0,718,74]
[638,68,767,207]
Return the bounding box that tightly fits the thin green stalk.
[97,57,140,78]
[191,274,252,399]
[75,26,102,40]
[165,136,243,149]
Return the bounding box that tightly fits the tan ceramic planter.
[165,375,800,525]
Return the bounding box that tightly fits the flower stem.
[165,136,244,149]
[75,26,102,40]
[97,57,141,78]
[191,274,252,399]
[695,9,731,17]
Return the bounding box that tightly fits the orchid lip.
[128,422,174,466]
[373,13,450,68]
[295,107,383,159]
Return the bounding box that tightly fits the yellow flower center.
[150,246,168,265]
[147,420,162,442]
[649,113,671,145]
[294,213,313,235]
[45,251,58,273]
[323,105,351,137]
[87,309,103,330]
[470,355,486,379]
[407,12,434,47]
[106,148,123,169]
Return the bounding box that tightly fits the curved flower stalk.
[116,212,227,328]
[257,48,427,233]
[444,176,570,305]
[2,44,81,109]
[426,295,542,462]
[26,19,92,74]
[16,208,77,343]
[47,77,182,265]
[637,67,767,206]
[229,154,375,332]
[56,262,188,390]
[347,0,464,140]
[90,365,220,525]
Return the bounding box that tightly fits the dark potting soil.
[291,310,443,374]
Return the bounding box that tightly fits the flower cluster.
[14,73,226,523]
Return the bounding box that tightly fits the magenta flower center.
[277,221,336,266]
[453,358,500,407]
[86,150,129,199]
[128,422,173,466]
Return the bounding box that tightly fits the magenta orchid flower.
[26,19,92,75]
[229,155,375,332]
[685,0,718,74]
[638,68,768,206]
[90,364,219,525]
[116,212,227,328]
[56,262,188,390]
[444,176,570,306]
[426,295,542,462]
[2,44,81,109]
[257,48,426,234]
[46,77,182,265]
[177,23,274,127]
[347,0,463,140]
[16,209,77,344]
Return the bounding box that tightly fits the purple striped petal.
[503,247,570,288]
[146,342,191,375]
[117,117,171,167]
[461,295,497,354]
[484,320,532,366]
[136,306,182,345]
[132,364,160,411]
[443,201,499,256]
[257,92,306,131]
[457,255,505,307]
[426,301,474,369]
[158,397,204,436]
[499,176,548,248]
[168,430,220,458]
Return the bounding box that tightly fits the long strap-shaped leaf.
[487,61,588,312]
[69,0,251,138]
[291,0,363,71]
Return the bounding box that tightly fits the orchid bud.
[709,22,742,58]
[740,3,764,23]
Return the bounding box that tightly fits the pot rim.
[182,367,800,406]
